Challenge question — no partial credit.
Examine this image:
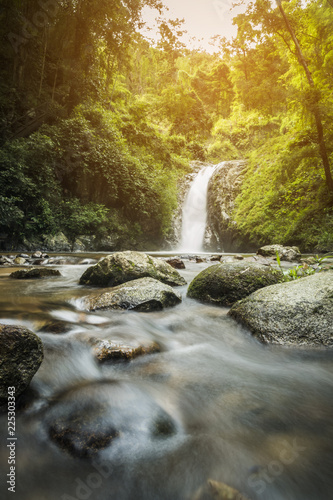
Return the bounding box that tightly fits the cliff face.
[206,160,252,252]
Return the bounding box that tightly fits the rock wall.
[206,160,251,252]
[1,231,162,254]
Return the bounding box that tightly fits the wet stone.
[38,320,72,335]
[32,251,43,259]
[90,338,161,363]
[10,268,61,279]
[257,244,301,262]
[13,257,26,265]
[48,401,119,458]
[166,257,186,269]
[193,479,250,500]
[0,324,44,400]
[45,381,178,459]
[151,410,177,438]
[0,256,12,265]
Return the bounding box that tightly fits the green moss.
[187,263,284,306]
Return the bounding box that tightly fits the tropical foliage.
[0,0,332,250]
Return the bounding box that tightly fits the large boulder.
[10,268,61,279]
[79,251,186,287]
[42,232,71,252]
[0,325,44,400]
[187,262,284,306]
[86,277,182,312]
[229,271,333,347]
[257,244,301,262]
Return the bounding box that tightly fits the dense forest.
[0,0,332,251]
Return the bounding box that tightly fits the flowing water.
[180,167,216,252]
[0,257,333,500]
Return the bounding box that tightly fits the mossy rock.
[79,251,186,287]
[187,262,284,306]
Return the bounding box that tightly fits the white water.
[179,166,216,252]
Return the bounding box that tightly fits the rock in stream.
[79,251,186,287]
[86,277,182,312]
[0,324,44,402]
[229,271,333,346]
[187,262,284,306]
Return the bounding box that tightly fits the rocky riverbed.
[0,249,333,500]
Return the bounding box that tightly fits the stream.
[0,255,333,500]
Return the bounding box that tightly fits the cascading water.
[179,166,216,252]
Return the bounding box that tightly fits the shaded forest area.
[0,0,332,251]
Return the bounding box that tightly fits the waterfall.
[179,166,216,252]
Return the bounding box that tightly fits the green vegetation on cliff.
[234,134,333,252]
[0,0,332,250]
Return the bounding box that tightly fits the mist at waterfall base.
[1,261,333,500]
[179,166,216,253]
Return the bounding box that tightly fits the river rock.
[13,256,26,265]
[166,258,186,269]
[0,324,44,400]
[10,268,61,279]
[208,479,249,500]
[89,338,160,362]
[32,251,43,259]
[48,399,120,458]
[38,320,72,335]
[220,255,245,263]
[229,271,333,346]
[43,232,71,252]
[46,381,177,458]
[243,255,272,266]
[86,277,182,312]
[187,262,284,306]
[257,244,301,262]
[79,251,186,287]
[0,256,12,265]
[193,479,250,500]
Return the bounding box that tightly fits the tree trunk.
[67,0,84,112]
[275,0,333,193]
[38,27,48,99]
